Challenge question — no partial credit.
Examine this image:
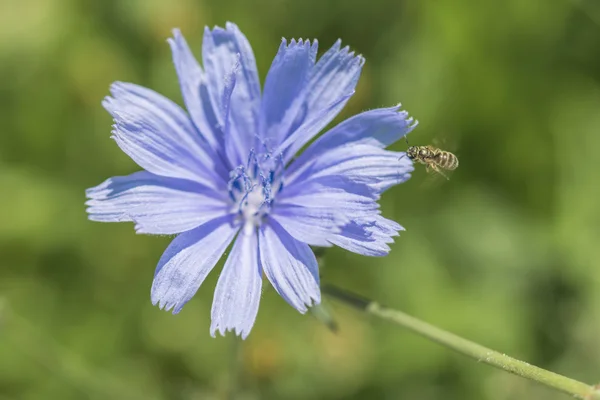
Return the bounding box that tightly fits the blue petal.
[259,219,320,312]
[273,176,381,245]
[274,92,353,161]
[287,144,414,193]
[328,215,404,257]
[168,29,222,153]
[259,39,316,148]
[280,175,380,218]
[270,206,341,247]
[103,82,227,188]
[305,40,363,123]
[86,171,229,235]
[151,215,240,313]
[211,227,262,339]
[273,40,365,161]
[288,106,417,176]
[202,23,261,167]
[220,55,248,167]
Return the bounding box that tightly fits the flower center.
[228,150,284,229]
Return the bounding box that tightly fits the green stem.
[226,335,243,400]
[322,284,600,400]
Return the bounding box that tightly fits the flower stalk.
[226,336,243,400]
[322,284,600,399]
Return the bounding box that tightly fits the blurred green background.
[2,0,600,399]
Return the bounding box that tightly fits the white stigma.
[232,182,268,235]
[228,150,281,233]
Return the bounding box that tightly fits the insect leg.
[430,164,450,180]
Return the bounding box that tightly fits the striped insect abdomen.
[435,151,459,170]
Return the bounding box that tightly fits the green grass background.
[1,0,600,398]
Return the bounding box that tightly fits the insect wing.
[420,168,453,189]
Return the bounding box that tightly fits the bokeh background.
[2,0,600,399]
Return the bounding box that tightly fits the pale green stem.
[226,335,243,400]
[322,284,600,400]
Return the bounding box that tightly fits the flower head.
[86,23,416,338]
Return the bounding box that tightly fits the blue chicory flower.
[86,23,416,339]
